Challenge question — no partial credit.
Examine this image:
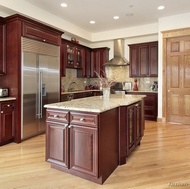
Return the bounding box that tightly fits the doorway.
[163,29,190,124]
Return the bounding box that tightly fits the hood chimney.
[104,39,129,66]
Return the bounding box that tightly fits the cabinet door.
[149,43,158,76]
[69,125,98,177]
[126,104,136,156]
[139,45,149,77]
[46,121,69,168]
[66,44,75,68]
[135,102,142,144]
[0,102,15,144]
[0,19,5,75]
[129,46,139,77]
[91,50,100,77]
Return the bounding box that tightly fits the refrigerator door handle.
[39,70,43,118]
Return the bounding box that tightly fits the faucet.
[68,82,76,92]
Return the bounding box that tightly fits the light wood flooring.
[0,121,190,189]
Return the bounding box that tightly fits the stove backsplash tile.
[61,68,158,92]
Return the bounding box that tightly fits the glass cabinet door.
[67,45,74,67]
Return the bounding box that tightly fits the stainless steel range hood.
[104,39,129,66]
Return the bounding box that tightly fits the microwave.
[0,88,8,97]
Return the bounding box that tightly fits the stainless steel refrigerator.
[21,37,60,140]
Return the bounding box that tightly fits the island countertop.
[44,94,146,113]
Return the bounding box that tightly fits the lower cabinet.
[127,92,158,121]
[46,108,119,184]
[69,124,98,177]
[126,101,143,156]
[0,101,15,146]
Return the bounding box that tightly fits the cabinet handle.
[1,111,3,114]
[80,118,85,121]
[54,115,59,118]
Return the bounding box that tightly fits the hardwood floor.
[0,121,190,189]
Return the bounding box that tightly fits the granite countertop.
[61,89,100,95]
[0,97,16,102]
[127,90,158,93]
[44,94,146,113]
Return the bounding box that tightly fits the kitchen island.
[44,94,145,184]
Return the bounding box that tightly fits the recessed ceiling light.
[158,5,165,10]
[61,3,68,7]
[90,20,95,24]
[113,16,119,20]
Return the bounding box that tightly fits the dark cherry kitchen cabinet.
[77,47,91,77]
[126,101,143,156]
[0,14,63,143]
[45,108,119,184]
[127,91,158,121]
[90,47,109,78]
[69,112,98,177]
[129,41,158,77]
[46,109,69,168]
[0,17,5,75]
[0,101,15,146]
[62,39,84,69]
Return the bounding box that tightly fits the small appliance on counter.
[111,82,132,94]
[0,88,8,97]
[151,81,158,91]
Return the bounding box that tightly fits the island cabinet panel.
[46,121,69,168]
[46,108,119,184]
[69,125,98,177]
[127,91,158,121]
[126,101,143,157]
[0,101,15,146]
[46,109,69,167]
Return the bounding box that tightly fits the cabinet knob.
[1,111,3,114]
[54,115,59,118]
[7,104,10,107]
[80,118,85,121]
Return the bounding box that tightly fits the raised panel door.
[166,36,190,124]
[139,45,149,77]
[46,121,69,168]
[149,43,158,76]
[0,18,5,75]
[69,125,98,177]
[126,104,136,156]
[129,46,139,77]
[0,102,15,144]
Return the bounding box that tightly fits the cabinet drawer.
[70,112,98,127]
[46,109,69,123]
[1,102,15,111]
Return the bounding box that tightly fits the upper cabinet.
[90,47,109,78]
[62,39,109,78]
[0,17,5,75]
[62,39,84,69]
[129,41,158,77]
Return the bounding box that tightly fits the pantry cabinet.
[0,17,5,75]
[0,101,15,146]
[129,41,158,77]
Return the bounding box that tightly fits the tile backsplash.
[61,68,158,92]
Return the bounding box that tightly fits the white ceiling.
[25,0,190,33]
